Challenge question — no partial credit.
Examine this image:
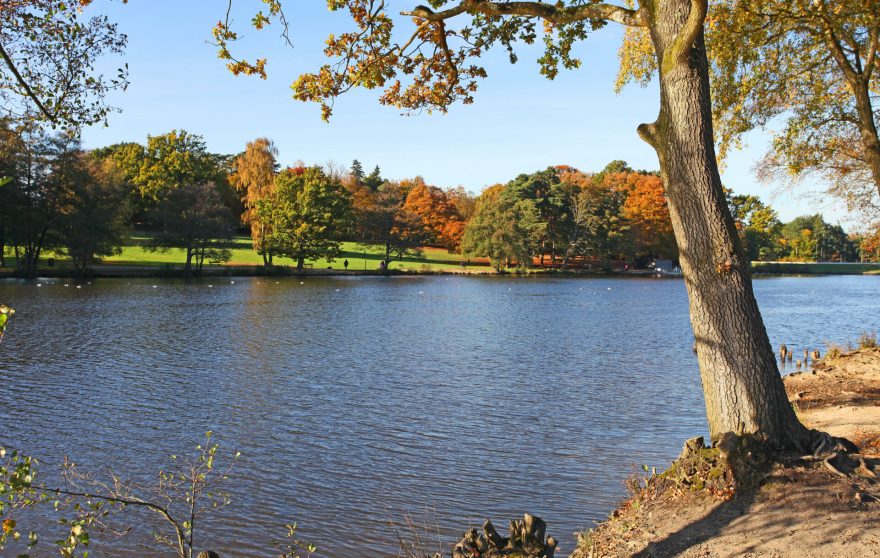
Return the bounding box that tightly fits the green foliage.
[779,214,859,262]
[356,181,430,271]
[273,522,317,558]
[363,165,383,191]
[726,193,782,261]
[145,182,235,273]
[0,0,129,129]
[0,125,81,276]
[706,0,880,212]
[0,433,316,558]
[461,185,533,271]
[55,153,130,275]
[132,131,220,201]
[0,305,13,339]
[258,166,354,270]
[349,159,365,182]
[0,446,42,554]
[461,165,642,269]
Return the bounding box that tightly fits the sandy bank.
[571,348,880,558]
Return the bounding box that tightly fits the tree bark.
[852,81,880,199]
[642,0,808,448]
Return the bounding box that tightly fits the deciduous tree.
[704,0,880,215]
[2,125,67,277]
[358,180,430,272]
[259,166,353,271]
[146,182,235,274]
[229,138,280,265]
[621,172,677,259]
[218,0,831,448]
[461,184,532,271]
[726,193,783,261]
[55,152,129,275]
[403,180,466,251]
[0,0,128,129]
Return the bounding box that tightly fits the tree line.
[1,124,875,277]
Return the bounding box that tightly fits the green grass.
[3,236,492,273]
[751,261,880,274]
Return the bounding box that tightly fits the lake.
[0,275,877,556]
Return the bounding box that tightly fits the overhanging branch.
[0,42,56,123]
[402,0,647,28]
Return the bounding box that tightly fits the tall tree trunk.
[297,256,305,272]
[642,0,808,448]
[383,242,392,273]
[852,82,880,198]
[184,245,193,274]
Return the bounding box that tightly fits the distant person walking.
[344,259,349,270]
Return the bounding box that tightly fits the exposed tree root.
[822,453,847,477]
[808,429,858,457]
[792,429,880,482]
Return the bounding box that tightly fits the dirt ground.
[571,348,880,558]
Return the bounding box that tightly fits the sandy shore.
[571,348,880,558]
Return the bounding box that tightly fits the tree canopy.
[229,138,280,265]
[258,165,354,270]
[707,0,880,217]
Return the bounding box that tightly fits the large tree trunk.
[642,0,808,448]
[852,82,880,199]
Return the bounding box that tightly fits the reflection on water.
[0,275,877,556]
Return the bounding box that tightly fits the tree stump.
[451,513,555,557]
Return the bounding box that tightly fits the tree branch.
[0,42,56,123]
[402,0,647,28]
[864,25,879,82]
[670,0,708,65]
[43,485,188,558]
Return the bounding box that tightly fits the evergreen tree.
[364,165,383,191]
[350,159,365,183]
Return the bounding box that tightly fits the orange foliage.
[403,182,466,250]
[861,226,880,262]
[619,173,677,256]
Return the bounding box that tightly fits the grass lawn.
[4,236,492,273]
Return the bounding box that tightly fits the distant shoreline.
[1,260,878,279]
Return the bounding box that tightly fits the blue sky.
[79,0,848,223]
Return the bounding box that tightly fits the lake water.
[0,275,877,557]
